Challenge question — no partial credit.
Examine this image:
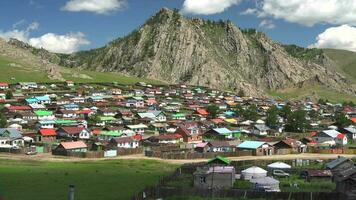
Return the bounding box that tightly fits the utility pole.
[68,185,75,200]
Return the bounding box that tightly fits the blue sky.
[1,0,356,53]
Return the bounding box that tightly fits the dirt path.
[0,153,355,164]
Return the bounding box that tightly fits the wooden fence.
[145,150,253,160]
[52,150,104,158]
[117,147,143,156]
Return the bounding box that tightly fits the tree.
[266,106,279,129]
[5,90,13,99]
[309,110,319,121]
[280,105,292,119]
[243,105,258,121]
[334,112,351,127]
[285,109,308,133]
[233,104,244,118]
[0,112,7,127]
[88,114,100,125]
[206,104,219,119]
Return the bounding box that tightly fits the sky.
[1,0,356,54]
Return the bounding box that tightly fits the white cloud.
[0,21,90,54]
[29,32,90,54]
[256,0,356,27]
[62,0,126,14]
[259,19,275,29]
[181,0,241,15]
[241,8,258,15]
[309,25,356,52]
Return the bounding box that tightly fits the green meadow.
[0,159,176,200]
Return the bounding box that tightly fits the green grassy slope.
[323,49,356,84]
[0,159,176,200]
[0,56,163,85]
[0,56,53,83]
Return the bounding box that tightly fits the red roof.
[211,118,224,124]
[132,134,142,141]
[39,129,56,136]
[156,134,182,140]
[351,118,356,123]
[337,134,345,139]
[77,110,92,114]
[60,127,85,135]
[195,109,209,115]
[0,83,8,87]
[59,141,87,150]
[7,105,32,111]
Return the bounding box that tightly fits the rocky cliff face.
[14,8,356,96]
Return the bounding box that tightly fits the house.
[54,141,87,153]
[57,110,78,119]
[326,156,354,173]
[56,126,91,140]
[195,142,210,153]
[0,82,9,90]
[300,170,332,182]
[175,124,203,144]
[237,141,274,156]
[110,136,140,148]
[193,166,236,189]
[37,120,55,129]
[251,124,270,136]
[37,129,57,143]
[126,124,148,135]
[206,156,231,166]
[34,110,55,121]
[149,134,183,144]
[340,127,356,141]
[208,141,233,152]
[334,167,356,199]
[313,130,348,146]
[97,108,116,117]
[204,128,240,139]
[273,139,307,153]
[19,82,38,89]
[0,128,24,148]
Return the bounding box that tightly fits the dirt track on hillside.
[0,153,355,164]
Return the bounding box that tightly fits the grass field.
[0,159,176,200]
[0,56,163,85]
[324,49,356,84]
[0,56,53,83]
[268,85,356,103]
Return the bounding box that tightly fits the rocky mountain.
[0,38,64,81]
[53,8,354,97]
[3,8,356,98]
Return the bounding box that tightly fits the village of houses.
[0,81,356,199]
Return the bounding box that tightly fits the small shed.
[250,177,280,192]
[267,162,291,171]
[241,166,267,180]
[207,156,231,166]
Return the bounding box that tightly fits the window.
[200,177,206,183]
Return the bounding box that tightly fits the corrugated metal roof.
[237,141,266,149]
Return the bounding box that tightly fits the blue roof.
[237,141,266,149]
[224,111,235,116]
[25,98,38,104]
[35,96,50,101]
[213,128,233,135]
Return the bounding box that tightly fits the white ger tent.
[267,162,291,171]
[241,166,267,180]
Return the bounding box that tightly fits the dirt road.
[0,153,354,164]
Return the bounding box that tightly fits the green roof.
[207,156,231,165]
[99,131,122,137]
[34,110,53,116]
[55,120,77,125]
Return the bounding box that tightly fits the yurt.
[250,177,280,192]
[267,162,292,171]
[241,166,267,180]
